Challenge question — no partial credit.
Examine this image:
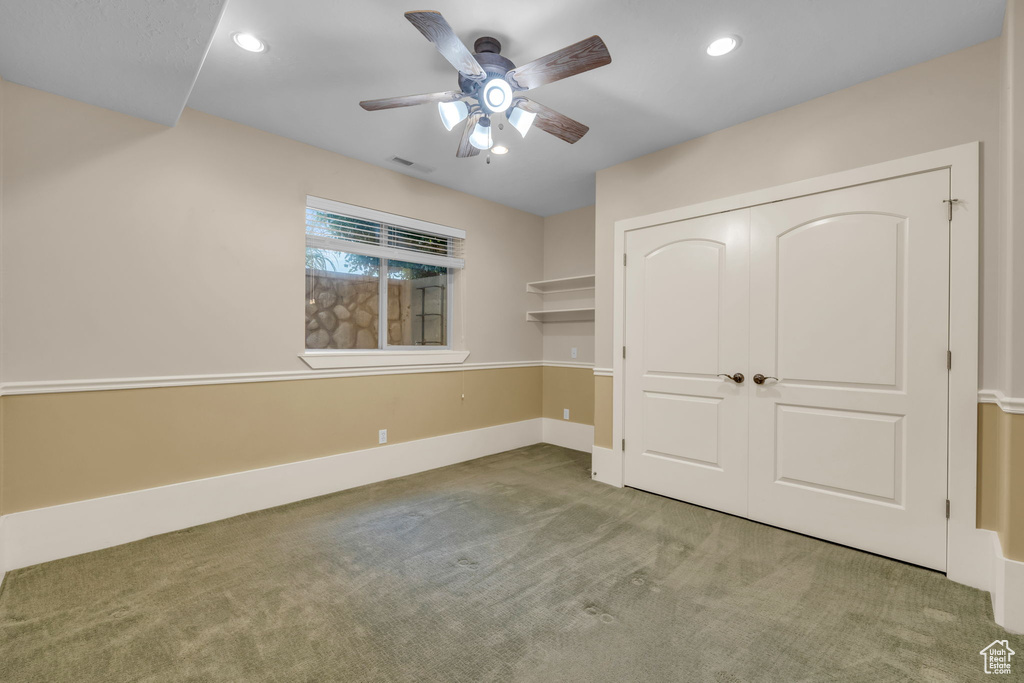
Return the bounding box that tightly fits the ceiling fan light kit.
[359,10,611,158]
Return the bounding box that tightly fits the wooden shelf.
[526,274,596,294]
[526,307,596,323]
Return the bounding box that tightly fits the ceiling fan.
[359,11,611,157]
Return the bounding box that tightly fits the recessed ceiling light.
[492,145,509,155]
[233,32,267,53]
[706,36,739,57]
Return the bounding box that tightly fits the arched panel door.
[747,170,950,570]
[623,210,750,516]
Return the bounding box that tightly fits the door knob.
[718,372,744,384]
[753,374,779,385]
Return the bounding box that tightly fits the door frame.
[610,142,984,591]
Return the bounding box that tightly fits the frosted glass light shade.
[508,106,536,138]
[469,117,492,150]
[438,100,469,131]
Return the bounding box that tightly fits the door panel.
[644,241,722,374]
[775,405,902,502]
[777,214,901,386]
[748,171,949,570]
[643,393,721,467]
[624,210,750,517]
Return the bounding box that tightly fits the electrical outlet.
[571,347,578,359]
[379,429,388,444]
[563,408,570,420]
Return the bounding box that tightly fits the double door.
[623,171,950,570]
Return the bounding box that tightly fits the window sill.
[299,349,470,370]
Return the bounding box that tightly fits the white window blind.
[305,196,465,269]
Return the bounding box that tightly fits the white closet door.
[623,210,750,516]
[747,170,950,570]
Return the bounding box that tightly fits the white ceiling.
[0,0,227,126]
[0,1,1007,215]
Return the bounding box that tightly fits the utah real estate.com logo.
[980,640,1015,674]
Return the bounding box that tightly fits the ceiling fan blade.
[457,112,483,158]
[506,35,611,91]
[405,11,485,79]
[360,91,464,111]
[516,99,589,144]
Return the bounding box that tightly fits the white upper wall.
[0,0,227,126]
[1002,1,1024,398]
[0,83,544,383]
[540,205,595,365]
[543,206,596,282]
[595,39,1004,392]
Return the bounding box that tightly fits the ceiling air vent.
[388,156,435,174]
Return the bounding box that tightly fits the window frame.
[377,256,454,351]
[300,197,468,370]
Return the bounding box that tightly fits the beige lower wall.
[978,403,1006,531]
[540,367,594,425]
[7,366,1019,563]
[594,376,613,449]
[1,364,600,516]
[0,367,541,514]
[978,402,1024,561]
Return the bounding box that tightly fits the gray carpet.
[0,444,1017,682]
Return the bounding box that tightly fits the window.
[304,197,465,351]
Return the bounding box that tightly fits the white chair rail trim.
[0,361,598,396]
[978,389,1024,415]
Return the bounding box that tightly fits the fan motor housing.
[459,39,516,106]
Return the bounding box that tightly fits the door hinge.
[622,438,626,451]
[943,198,960,222]
[622,346,627,359]
[946,499,951,519]
[623,254,627,267]
[947,350,952,370]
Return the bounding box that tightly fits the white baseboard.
[947,521,998,593]
[591,445,623,487]
[0,418,544,573]
[988,529,1024,634]
[540,418,594,452]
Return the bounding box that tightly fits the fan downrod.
[473,36,502,54]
